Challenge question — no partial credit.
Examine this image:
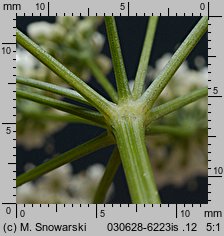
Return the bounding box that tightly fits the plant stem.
[146,125,195,137]
[21,110,106,128]
[141,16,208,110]
[17,76,91,106]
[17,133,114,187]
[93,147,121,203]
[104,17,131,102]
[85,59,118,103]
[133,16,159,99]
[113,116,160,203]
[16,29,114,116]
[17,89,105,126]
[148,87,208,123]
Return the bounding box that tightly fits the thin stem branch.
[17,76,91,106]
[148,87,208,123]
[85,59,118,103]
[16,29,114,116]
[104,17,131,102]
[146,125,196,137]
[93,147,121,204]
[141,16,208,110]
[17,133,114,187]
[21,110,105,128]
[132,16,159,99]
[113,116,160,203]
[17,89,105,126]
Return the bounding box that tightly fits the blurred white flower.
[146,53,207,188]
[56,16,79,28]
[17,46,48,79]
[91,32,105,52]
[17,17,111,149]
[17,164,114,204]
[27,21,65,42]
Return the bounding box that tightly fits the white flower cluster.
[26,16,111,81]
[17,17,111,149]
[17,163,114,204]
[16,53,66,150]
[146,54,207,188]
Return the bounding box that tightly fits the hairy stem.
[17,133,114,187]
[104,17,131,101]
[16,29,114,116]
[146,125,196,137]
[133,16,159,99]
[17,89,105,126]
[17,76,91,106]
[148,87,208,123]
[141,16,208,111]
[113,116,160,203]
[20,110,105,128]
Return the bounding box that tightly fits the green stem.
[17,89,105,126]
[21,110,106,128]
[146,125,195,137]
[104,17,131,102]
[133,16,159,99]
[17,133,114,187]
[85,59,118,103]
[141,16,208,110]
[16,29,114,116]
[17,76,91,106]
[113,116,160,203]
[148,87,208,123]
[93,147,121,204]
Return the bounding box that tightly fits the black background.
[17,16,208,203]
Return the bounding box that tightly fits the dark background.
[17,16,208,203]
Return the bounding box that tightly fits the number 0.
[6,207,11,214]
[200,3,205,10]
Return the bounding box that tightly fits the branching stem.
[104,17,131,102]
[140,17,208,111]
[16,29,115,116]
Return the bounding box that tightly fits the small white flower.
[56,16,78,28]
[27,21,65,41]
[91,32,105,52]
[16,47,37,76]
[17,164,114,204]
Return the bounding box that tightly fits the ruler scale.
[0,0,223,234]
